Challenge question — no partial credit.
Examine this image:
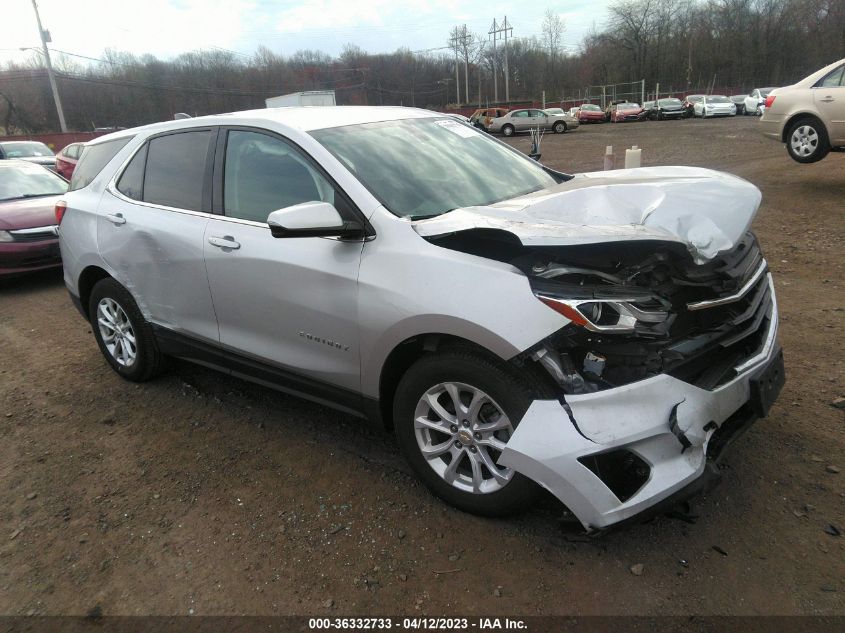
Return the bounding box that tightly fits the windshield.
[659,98,682,106]
[619,103,640,109]
[311,118,563,219]
[0,162,67,201]
[582,104,601,111]
[1,141,54,158]
[708,96,731,103]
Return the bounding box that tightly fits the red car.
[0,160,67,277]
[55,142,84,180]
[577,103,605,123]
[609,102,647,122]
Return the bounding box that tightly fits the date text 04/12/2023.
[308,617,528,630]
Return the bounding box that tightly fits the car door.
[814,64,845,144]
[510,110,529,131]
[528,109,548,129]
[203,127,365,394]
[98,128,219,342]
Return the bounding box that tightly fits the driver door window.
[223,130,334,223]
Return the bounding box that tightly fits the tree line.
[0,0,842,133]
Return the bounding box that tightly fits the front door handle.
[105,213,126,225]
[208,235,241,250]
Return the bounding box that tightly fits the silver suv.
[58,107,784,531]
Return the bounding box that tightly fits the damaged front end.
[416,172,785,529]
[499,234,784,529]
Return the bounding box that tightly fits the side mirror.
[267,201,365,239]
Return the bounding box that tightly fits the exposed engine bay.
[424,228,772,396]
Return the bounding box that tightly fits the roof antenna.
[174,112,191,120]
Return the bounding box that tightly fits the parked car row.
[0,140,85,178]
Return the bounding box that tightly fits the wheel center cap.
[458,430,473,445]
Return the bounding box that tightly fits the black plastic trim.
[68,290,86,320]
[152,325,369,418]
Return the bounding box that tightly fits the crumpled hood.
[413,166,762,263]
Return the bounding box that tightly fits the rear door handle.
[105,213,126,225]
[208,235,241,250]
[820,96,835,102]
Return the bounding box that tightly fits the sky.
[0,0,612,66]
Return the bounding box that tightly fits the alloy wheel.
[97,298,137,367]
[413,382,514,494]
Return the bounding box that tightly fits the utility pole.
[489,17,513,104]
[502,16,511,103]
[462,25,469,107]
[30,0,66,132]
[488,19,498,103]
[450,25,472,107]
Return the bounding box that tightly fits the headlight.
[0,230,13,243]
[535,294,669,333]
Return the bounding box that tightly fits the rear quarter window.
[69,137,132,191]
[141,130,212,211]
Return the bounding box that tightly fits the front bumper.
[500,275,782,530]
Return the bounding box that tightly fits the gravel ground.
[0,115,843,617]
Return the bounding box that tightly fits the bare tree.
[542,9,565,61]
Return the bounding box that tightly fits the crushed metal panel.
[414,166,762,264]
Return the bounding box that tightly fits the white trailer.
[265,91,336,108]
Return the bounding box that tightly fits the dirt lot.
[1,116,843,617]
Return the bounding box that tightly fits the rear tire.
[88,278,166,382]
[553,121,566,134]
[393,347,545,517]
[786,117,830,164]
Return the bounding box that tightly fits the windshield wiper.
[407,208,458,221]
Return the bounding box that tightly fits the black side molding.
[152,325,370,419]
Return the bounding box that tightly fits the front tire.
[393,347,544,516]
[553,121,566,134]
[501,124,514,137]
[786,118,830,163]
[89,278,166,382]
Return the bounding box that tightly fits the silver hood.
[413,166,762,263]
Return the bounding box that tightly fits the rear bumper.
[500,277,782,530]
[0,240,62,277]
[759,117,784,141]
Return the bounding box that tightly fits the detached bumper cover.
[500,277,782,530]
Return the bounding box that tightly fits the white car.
[744,88,776,116]
[694,95,737,118]
[57,106,782,531]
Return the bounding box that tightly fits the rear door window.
[142,130,213,211]
[68,137,132,191]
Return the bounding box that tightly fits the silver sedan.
[487,108,579,136]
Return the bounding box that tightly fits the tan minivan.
[760,58,845,163]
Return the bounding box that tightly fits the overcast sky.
[0,0,611,66]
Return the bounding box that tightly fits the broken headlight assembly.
[535,295,670,333]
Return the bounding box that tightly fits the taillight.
[764,95,776,108]
[55,200,67,225]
